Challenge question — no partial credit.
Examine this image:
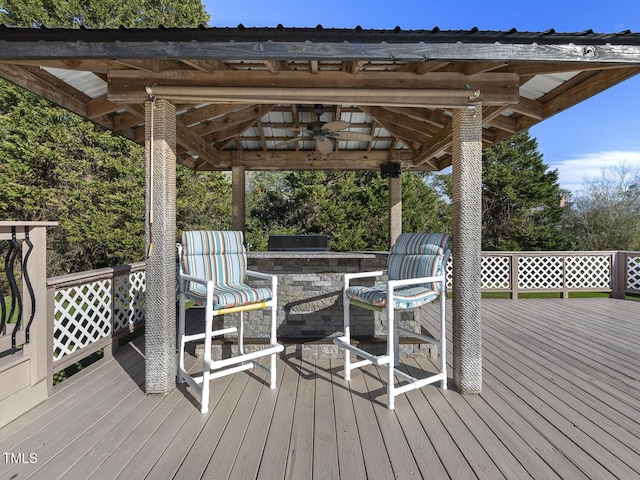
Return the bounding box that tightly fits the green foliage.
[246,170,450,251]
[0,1,228,276]
[0,0,210,28]
[481,131,566,251]
[561,162,640,250]
[0,80,146,273]
[176,167,231,235]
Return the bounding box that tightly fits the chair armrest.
[246,270,275,280]
[179,273,212,287]
[387,274,446,289]
[246,269,278,295]
[344,270,387,288]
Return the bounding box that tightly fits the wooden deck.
[1,298,639,479]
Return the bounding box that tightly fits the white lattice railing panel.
[565,256,610,288]
[627,256,640,290]
[113,270,146,333]
[518,256,563,289]
[53,279,111,360]
[446,258,453,288]
[482,256,511,289]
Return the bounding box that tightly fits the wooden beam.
[178,103,253,126]
[107,70,520,105]
[508,97,544,120]
[359,106,429,148]
[196,149,417,171]
[191,105,270,136]
[87,95,120,119]
[180,59,230,72]
[413,120,454,169]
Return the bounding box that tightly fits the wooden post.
[388,175,402,247]
[232,162,246,237]
[451,105,483,395]
[611,251,626,299]
[0,222,56,428]
[144,99,177,395]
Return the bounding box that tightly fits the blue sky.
[203,0,640,192]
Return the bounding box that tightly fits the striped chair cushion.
[346,232,450,310]
[181,231,272,309]
[346,284,438,310]
[182,231,246,284]
[185,283,273,310]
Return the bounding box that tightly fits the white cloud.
[552,151,640,192]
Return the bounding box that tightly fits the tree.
[561,162,640,250]
[246,170,449,251]
[481,130,566,250]
[0,1,225,276]
[0,0,210,28]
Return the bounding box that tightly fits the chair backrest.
[181,231,247,286]
[388,232,450,291]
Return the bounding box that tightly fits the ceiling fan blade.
[315,136,334,154]
[273,136,312,148]
[321,120,350,132]
[335,131,373,142]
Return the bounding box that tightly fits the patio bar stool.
[334,232,450,410]
[177,230,284,413]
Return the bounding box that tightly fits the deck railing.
[444,250,640,299]
[42,249,640,375]
[1,222,56,429]
[46,262,146,374]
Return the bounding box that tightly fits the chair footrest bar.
[395,327,439,345]
[182,326,238,344]
[179,368,204,392]
[204,343,284,371]
[350,359,373,370]
[334,336,391,366]
[208,362,255,380]
[392,373,445,396]
[393,368,419,383]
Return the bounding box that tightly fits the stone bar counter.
[237,251,430,359]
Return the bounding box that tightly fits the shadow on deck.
[1,297,639,479]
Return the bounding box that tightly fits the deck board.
[1,298,639,479]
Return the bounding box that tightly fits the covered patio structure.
[1,25,640,401]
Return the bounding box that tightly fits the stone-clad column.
[144,99,177,394]
[451,104,483,394]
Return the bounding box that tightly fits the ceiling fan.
[275,105,373,155]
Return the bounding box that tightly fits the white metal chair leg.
[343,291,351,382]
[269,286,278,388]
[440,283,448,390]
[387,300,396,410]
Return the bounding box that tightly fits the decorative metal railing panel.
[0,226,37,350]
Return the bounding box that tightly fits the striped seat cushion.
[346,284,438,309]
[181,230,272,309]
[185,283,273,310]
[346,232,450,310]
